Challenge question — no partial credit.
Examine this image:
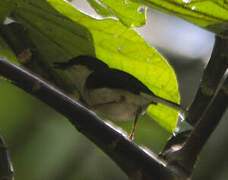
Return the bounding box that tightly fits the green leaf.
[132,0,228,35]
[86,0,146,27]
[87,0,113,17]
[0,0,18,65]
[0,0,15,24]
[0,34,18,64]
[46,0,179,133]
[10,0,96,92]
[9,0,179,133]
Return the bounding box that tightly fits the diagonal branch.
[0,58,178,180]
[186,35,228,126]
[0,132,14,180]
[165,76,228,177]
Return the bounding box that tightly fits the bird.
[54,55,182,140]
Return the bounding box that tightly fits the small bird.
[54,55,181,140]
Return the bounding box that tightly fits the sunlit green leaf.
[87,0,113,17]
[132,0,228,35]
[7,0,179,133]
[46,0,179,132]
[86,0,146,27]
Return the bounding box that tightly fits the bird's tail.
[140,92,185,113]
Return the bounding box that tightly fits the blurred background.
[0,0,227,179]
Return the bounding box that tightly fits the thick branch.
[186,36,228,126]
[0,133,14,180]
[0,58,178,180]
[166,77,228,177]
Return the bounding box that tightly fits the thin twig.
[0,133,14,180]
[186,35,228,126]
[165,77,228,177]
[0,58,178,180]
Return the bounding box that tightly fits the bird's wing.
[54,55,153,95]
[88,69,181,111]
[86,68,154,95]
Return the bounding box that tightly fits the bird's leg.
[129,107,143,140]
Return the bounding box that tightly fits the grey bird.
[54,55,182,140]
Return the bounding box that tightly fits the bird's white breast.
[82,88,152,121]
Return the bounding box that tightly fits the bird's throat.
[64,65,92,94]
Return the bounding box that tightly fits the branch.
[186,35,228,126]
[165,77,228,177]
[0,133,14,180]
[0,58,178,180]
